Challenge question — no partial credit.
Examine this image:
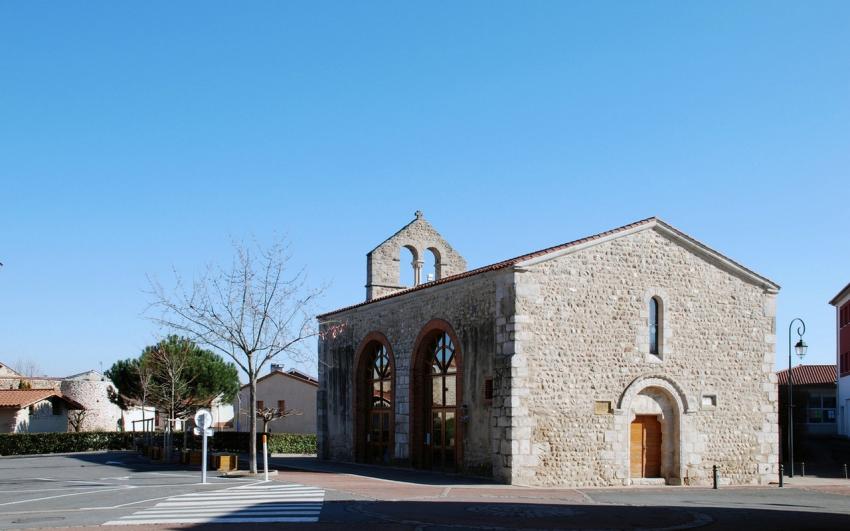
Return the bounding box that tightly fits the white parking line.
[0,487,128,506]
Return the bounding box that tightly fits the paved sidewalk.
[779,474,850,487]
[270,455,500,487]
[261,457,850,530]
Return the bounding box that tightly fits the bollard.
[779,464,784,487]
[712,465,718,489]
[801,462,805,477]
[844,464,848,480]
[263,434,269,481]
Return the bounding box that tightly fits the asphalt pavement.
[0,452,849,530]
[0,451,262,528]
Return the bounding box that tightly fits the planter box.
[211,453,238,471]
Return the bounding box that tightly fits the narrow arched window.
[649,297,661,356]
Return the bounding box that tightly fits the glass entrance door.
[368,410,391,464]
[426,333,457,471]
[366,345,393,464]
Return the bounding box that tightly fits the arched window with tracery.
[427,332,458,470]
[649,296,662,356]
[365,343,393,464]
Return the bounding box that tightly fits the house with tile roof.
[233,366,318,435]
[318,213,780,487]
[0,389,85,433]
[0,364,124,432]
[777,364,837,440]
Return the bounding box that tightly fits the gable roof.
[776,364,836,386]
[239,369,319,391]
[368,213,422,255]
[0,363,21,378]
[64,370,106,381]
[319,217,780,318]
[285,368,319,384]
[830,282,850,306]
[0,390,85,409]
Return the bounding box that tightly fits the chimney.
[270,363,285,374]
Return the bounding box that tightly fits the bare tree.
[12,358,41,377]
[256,405,302,433]
[68,410,88,432]
[11,358,42,391]
[149,239,322,473]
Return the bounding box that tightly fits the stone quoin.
[317,213,779,487]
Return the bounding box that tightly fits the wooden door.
[630,415,662,478]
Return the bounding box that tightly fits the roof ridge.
[318,215,778,319]
[319,216,658,318]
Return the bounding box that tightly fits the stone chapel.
[317,213,780,487]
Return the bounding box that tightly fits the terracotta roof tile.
[830,281,850,306]
[776,364,836,386]
[319,217,658,318]
[0,389,58,408]
[0,389,85,409]
[239,368,320,390]
[318,216,778,319]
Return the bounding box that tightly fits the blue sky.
[1,2,848,379]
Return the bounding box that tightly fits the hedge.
[0,432,135,456]
[0,431,316,456]
[205,432,316,454]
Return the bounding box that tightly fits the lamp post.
[787,318,807,478]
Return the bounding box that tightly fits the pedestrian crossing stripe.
[104,481,324,525]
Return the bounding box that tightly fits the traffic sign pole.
[201,428,208,484]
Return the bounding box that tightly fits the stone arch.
[352,331,396,464]
[617,375,691,485]
[426,246,442,281]
[409,318,463,470]
[617,374,692,413]
[400,244,421,287]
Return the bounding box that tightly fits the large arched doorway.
[354,333,395,464]
[411,320,462,471]
[624,384,683,484]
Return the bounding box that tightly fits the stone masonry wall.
[366,212,467,300]
[510,228,778,487]
[318,270,499,475]
[60,379,122,432]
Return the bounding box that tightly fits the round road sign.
[194,408,213,429]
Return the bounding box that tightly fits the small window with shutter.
[278,400,285,412]
[256,400,264,410]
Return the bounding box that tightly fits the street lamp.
[787,318,807,478]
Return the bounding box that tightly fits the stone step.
[630,477,667,486]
